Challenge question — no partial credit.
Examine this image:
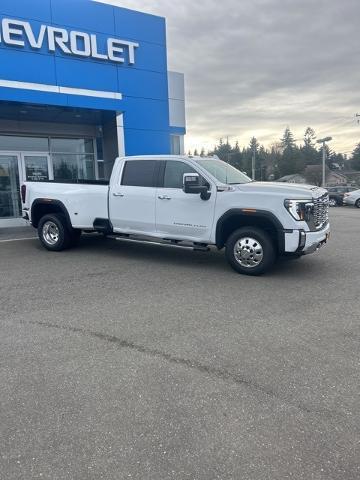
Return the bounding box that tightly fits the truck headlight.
[284,199,314,222]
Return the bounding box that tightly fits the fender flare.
[216,208,286,252]
[31,199,73,229]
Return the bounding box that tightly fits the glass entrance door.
[22,154,51,182]
[0,155,21,219]
[0,152,51,220]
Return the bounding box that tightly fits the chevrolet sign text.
[0,18,139,64]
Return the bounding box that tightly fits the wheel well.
[216,212,283,252]
[31,201,71,229]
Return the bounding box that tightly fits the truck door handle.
[158,195,172,200]
[113,193,125,197]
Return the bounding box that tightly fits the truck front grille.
[313,193,329,229]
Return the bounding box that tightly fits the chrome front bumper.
[302,223,330,255]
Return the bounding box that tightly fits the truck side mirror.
[183,173,211,201]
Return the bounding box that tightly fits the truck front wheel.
[225,227,276,276]
[38,213,72,251]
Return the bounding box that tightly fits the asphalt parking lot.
[1,208,359,480]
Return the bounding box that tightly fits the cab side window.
[163,161,208,189]
[164,161,197,189]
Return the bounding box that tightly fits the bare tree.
[304,165,330,186]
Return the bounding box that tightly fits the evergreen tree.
[229,141,243,171]
[249,137,259,153]
[258,145,267,180]
[304,127,316,148]
[278,128,297,176]
[200,127,348,180]
[351,143,360,170]
[281,127,296,150]
[300,127,319,168]
[213,138,232,162]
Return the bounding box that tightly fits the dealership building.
[0,0,186,227]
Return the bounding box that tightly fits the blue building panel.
[0,22,167,75]
[51,0,116,36]
[55,57,119,92]
[0,49,57,85]
[117,70,169,101]
[122,97,170,131]
[113,7,166,46]
[124,129,171,156]
[0,87,68,107]
[0,0,183,156]
[132,43,168,74]
[0,0,52,23]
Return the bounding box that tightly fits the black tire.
[69,229,82,246]
[225,227,276,276]
[38,213,72,251]
[355,199,360,209]
[329,198,338,207]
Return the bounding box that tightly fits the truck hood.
[235,182,327,199]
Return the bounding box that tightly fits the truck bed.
[24,181,109,229]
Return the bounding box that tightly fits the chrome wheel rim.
[234,237,264,268]
[329,199,336,207]
[42,221,60,246]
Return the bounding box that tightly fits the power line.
[321,118,357,130]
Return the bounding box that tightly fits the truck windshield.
[195,158,252,185]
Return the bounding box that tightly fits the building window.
[50,138,96,181]
[97,160,105,180]
[0,135,49,152]
[171,135,181,155]
[96,137,104,160]
[0,135,99,182]
[52,154,95,181]
[50,138,94,154]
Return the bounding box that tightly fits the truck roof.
[119,155,219,161]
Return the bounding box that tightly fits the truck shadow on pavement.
[55,233,330,279]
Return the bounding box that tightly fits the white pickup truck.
[21,155,330,275]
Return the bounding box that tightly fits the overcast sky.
[98,0,360,155]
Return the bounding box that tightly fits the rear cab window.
[121,160,158,187]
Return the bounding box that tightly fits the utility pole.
[252,144,256,181]
[316,137,332,187]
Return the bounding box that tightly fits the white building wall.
[168,71,186,130]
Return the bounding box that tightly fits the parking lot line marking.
[0,237,37,243]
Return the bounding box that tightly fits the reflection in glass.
[97,161,105,180]
[50,138,94,155]
[0,135,48,152]
[0,155,21,218]
[53,154,95,181]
